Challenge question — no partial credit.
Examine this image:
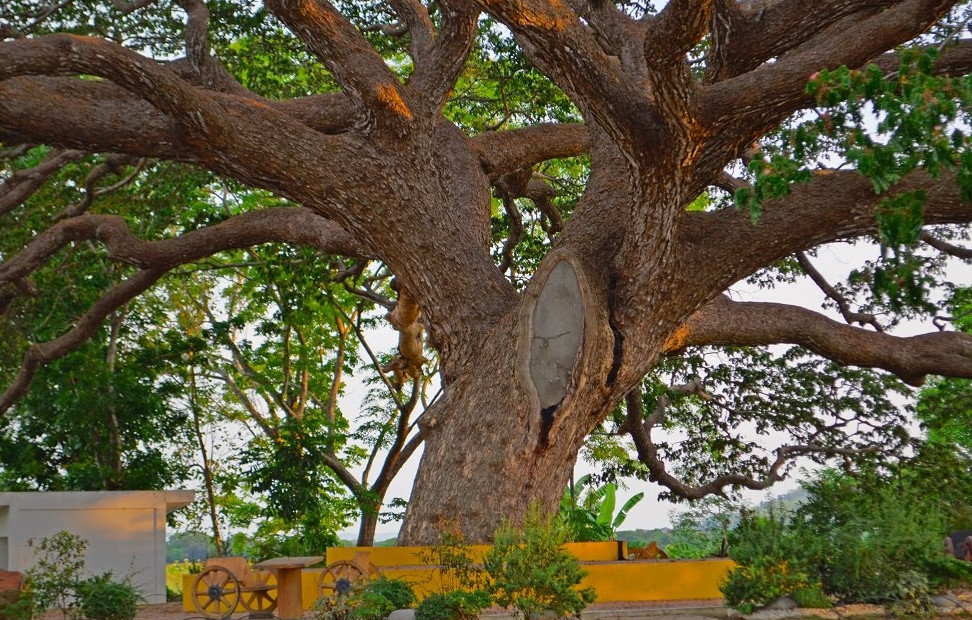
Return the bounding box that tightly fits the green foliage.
[76,573,142,620]
[791,586,832,609]
[742,44,972,313]
[558,475,643,543]
[417,520,486,593]
[484,507,596,618]
[663,543,708,559]
[414,590,492,620]
[0,591,34,620]
[723,450,972,612]
[720,558,814,611]
[924,556,972,589]
[316,577,416,620]
[25,531,88,620]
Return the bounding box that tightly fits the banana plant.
[559,475,645,542]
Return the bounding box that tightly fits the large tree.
[3,0,972,544]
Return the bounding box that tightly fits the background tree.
[3,0,972,544]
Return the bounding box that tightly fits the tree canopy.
[3,0,972,544]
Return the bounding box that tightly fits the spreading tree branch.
[795,251,884,331]
[921,230,972,259]
[703,0,955,152]
[0,34,226,135]
[0,209,369,414]
[469,123,590,181]
[678,295,972,386]
[0,267,167,414]
[266,0,416,127]
[624,384,880,500]
[1,208,367,285]
[678,169,972,303]
[0,147,85,216]
[410,0,480,114]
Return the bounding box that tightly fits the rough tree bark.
[3,0,972,544]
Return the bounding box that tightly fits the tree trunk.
[400,251,623,544]
[357,507,379,547]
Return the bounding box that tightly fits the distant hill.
[760,487,809,511]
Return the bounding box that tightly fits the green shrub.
[315,577,415,620]
[76,573,142,620]
[417,520,485,593]
[415,590,491,620]
[484,506,596,618]
[925,555,972,588]
[0,591,34,620]
[353,577,416,620]
[883,569,934,617]
[720,558,813,611]
[25,530,88,620]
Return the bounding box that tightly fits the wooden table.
[253,556,323,620]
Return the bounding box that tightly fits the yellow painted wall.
[325,542,625,566]
[582,559,735,601]
[181,558,735,612]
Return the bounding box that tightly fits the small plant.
[484,505,596,618]
[315,577,416,620]
[417,519,485,593]
[76,572,142,620]
[0,591,34,620]
[720,558,813,612]
[415,590,492,620]
[791,586,831,609]
[353,576,416,620]
[25,530,88,620]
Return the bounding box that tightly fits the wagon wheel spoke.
[191,566,241,619]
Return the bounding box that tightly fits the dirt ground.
[56,592,972,620]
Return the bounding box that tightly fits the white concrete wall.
[0,491,194,603]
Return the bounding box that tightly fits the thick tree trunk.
[399,251,624,544]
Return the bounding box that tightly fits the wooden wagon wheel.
[239,570,278,614]
[317,560,379,600]
[191,566,241,619]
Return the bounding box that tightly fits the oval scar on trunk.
[529,260,585,409]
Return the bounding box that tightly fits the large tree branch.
[0,208,368,415]
[0,76,358,157]
[645,0,712,63]
[703,0,955,137]
[921,230,972,259]
[0,34,226,135]
[410,0,480,115]
[469,123,590,181]
[0,208,368,286]
[678,295,972,386]
[679,169,972,302]
[705,0,896,82]
[266,0,416,127]
[475,0,661,154]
